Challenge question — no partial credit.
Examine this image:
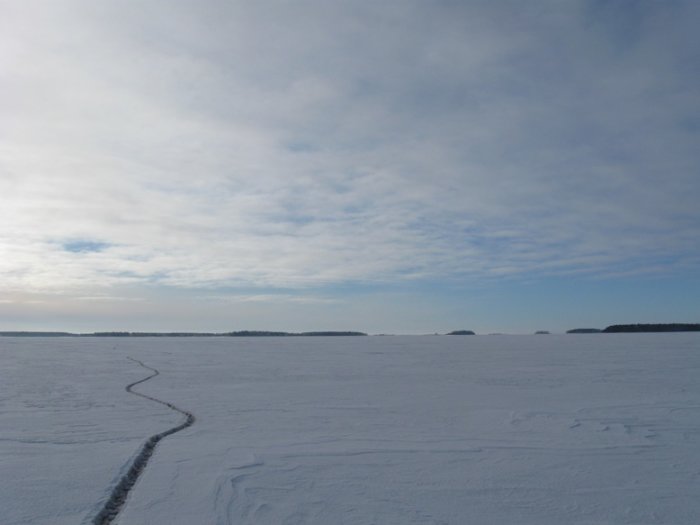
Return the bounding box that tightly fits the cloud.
[72,295,144,302]
[200,294,341,305]
[1,1,698,296]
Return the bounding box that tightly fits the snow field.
[2,334,700,524]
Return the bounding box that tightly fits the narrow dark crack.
[92,357,195,525]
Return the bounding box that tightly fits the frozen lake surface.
[2,334,700,524]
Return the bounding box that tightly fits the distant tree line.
[602,324,700,333]
[0,330,367,337]
[567,324,700,333]
[224,331,367,337]
[0,331,74,337]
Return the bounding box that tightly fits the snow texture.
[2,334,700,524]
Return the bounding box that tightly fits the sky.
[1,0,699,334]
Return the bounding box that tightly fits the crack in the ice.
[91,357,195,525]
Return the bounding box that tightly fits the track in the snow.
[92,357,195,525]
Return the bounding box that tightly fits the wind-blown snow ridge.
[92,357,195,525]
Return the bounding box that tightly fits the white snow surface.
[2,334,700,524]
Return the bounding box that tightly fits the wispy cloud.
[1,1,698,300]
[201,294,341,305]
[72,295,144,303]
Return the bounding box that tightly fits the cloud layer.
[2,1,699,299]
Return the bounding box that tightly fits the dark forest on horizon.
[0,330,368,337]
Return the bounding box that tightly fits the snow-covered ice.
[2,334,700,524]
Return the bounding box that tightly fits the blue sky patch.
[62,240,110,253]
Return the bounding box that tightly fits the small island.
[447,330,476,335]
[535,331,550,335]
[567,328,602,334]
